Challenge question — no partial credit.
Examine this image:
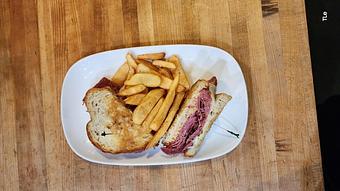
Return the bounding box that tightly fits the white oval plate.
[61,44,248,166]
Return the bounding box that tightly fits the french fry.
[141,88,149,94]
[176,84,186,92]
[126,65,135,80]
[146,92,185,149]
[124,73,161,87]
[119,85,126,93]
[152,60,176,69]
[159,76,172,89]
[149,71,179,131]
[118,84,146,96]
[133,89,165,124]
[168,55,190,89]
[111,62,129,86]
[135,58,151,65]
[158,68,173,79]
[136,64,172,89]
[136,63,160,75]
[136,59,159,71]
[124,93,146,105]
[142,97,164,129]
[137,52,165,60]
[126,53,138,69]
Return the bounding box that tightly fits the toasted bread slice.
[84,87,153,154]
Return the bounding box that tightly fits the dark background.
[305,0,340,190]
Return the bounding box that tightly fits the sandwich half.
[161,77,231,157]
[83,78,153,154]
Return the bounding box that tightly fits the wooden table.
[0,0,324,190]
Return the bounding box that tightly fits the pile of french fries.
[111,52,191,148]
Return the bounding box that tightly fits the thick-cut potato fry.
[159,76,172,89]
[111,62,129,86]
[126,65,135,80]
[152,60,176,69]
[126,53,138,69]
[142,97,164,129]
[176,84,186,92]
[135,58,151,65]
[158,68,173,79]
[118,84,146,96]
[137,52,165,60]
[136,64,172,89]
[168,55,190,89]
[133,89,165,124]
[146,92,185,148]
[140,88,149,94]
[136,63,160,75]
[149,72,179,131]
[124,93,146,105]
[118,84,127,93]
[124,73,161,87]
[136,59,159,71]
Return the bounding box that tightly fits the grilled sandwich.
[83,78,153,154]
[161,77,232,157]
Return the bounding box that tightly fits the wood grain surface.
[0,0,324,190]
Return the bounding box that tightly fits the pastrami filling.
[161,88,212,154]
